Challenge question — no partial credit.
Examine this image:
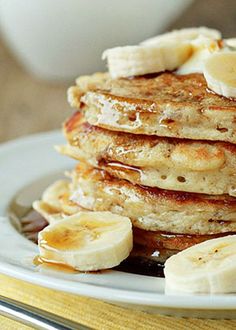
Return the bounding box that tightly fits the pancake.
[68,72,236,144]
[35,180,229,250]
[132,227,233,251]
[70,164,236,235]
[58,112,236,196]
[34,182,230,250]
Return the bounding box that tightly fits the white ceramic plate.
[1,131,236,319]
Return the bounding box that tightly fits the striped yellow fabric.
[0,274,236,330]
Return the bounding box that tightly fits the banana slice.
[164,235,236,294]
[102,42,192,78]
[141,27,221,46]
[33,200,64,224]
[38,211,133,271]
[224,38,236,50]
[33,180,69,223]
[33,180,81,224]
[177,36,220,74]
[42,179,81,215]
[41,180,70,211]
[203,52,236,98]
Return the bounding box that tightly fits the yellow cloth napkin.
[0,274,236,330]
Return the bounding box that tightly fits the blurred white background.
[0,0,192,81]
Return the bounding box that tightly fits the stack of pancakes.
[57,71,236,272]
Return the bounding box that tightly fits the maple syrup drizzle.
[33,255,78,274]
[98,159,142,175]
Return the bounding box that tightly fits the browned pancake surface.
[68,72,236,143]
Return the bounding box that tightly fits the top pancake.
[68,72,236,143]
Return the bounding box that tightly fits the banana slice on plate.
[203,52,236,98]
[33,180,81,224]
[38,211,133,271]
[164,235,236,294]
[102,42,192,78]
[33,180,70,223]
[141,27,221,46]
[41,180,70,211]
